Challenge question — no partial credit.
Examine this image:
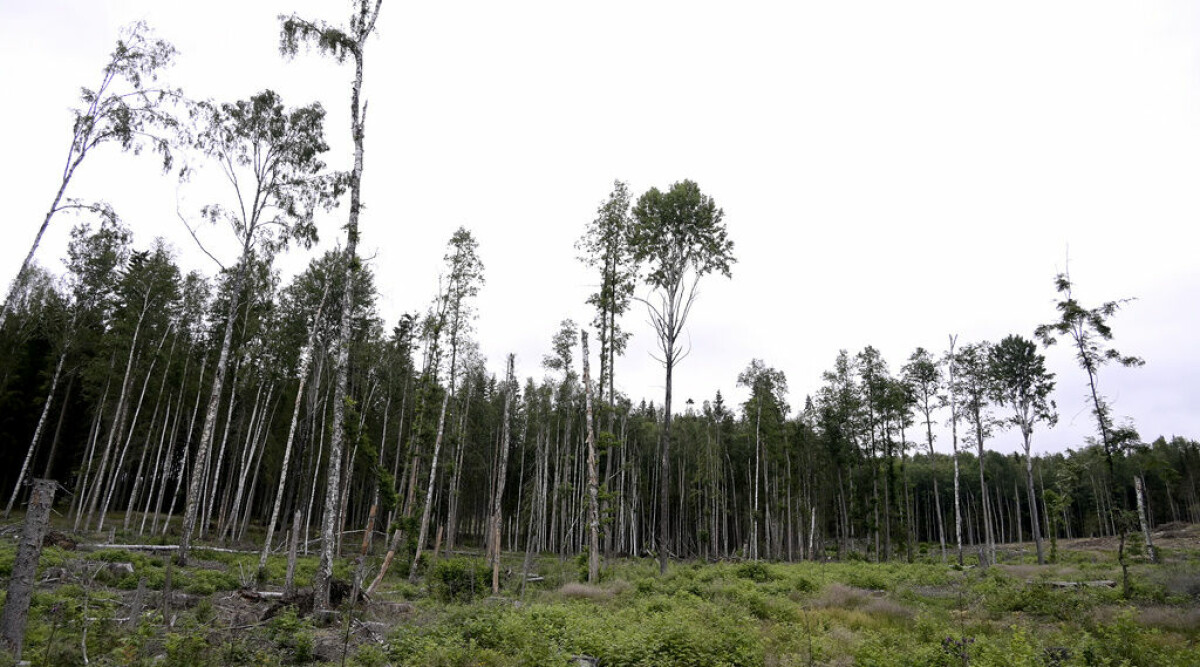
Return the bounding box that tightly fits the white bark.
[4,344,67,517]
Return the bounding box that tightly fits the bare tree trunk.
[0,479,56,660]
[977,432,995,567]
[1134,475,1156,562]
[491,355,516,593]
[98,321,172,532]
[580,337,601,583]
[658,332,674,575]
[223,384,274,542]
[87,307,148,529]
[285,510,301,596]
[211,363,250,539]
[409,390,452,582]
[5,343,68,517]
[180,259,249,564]
[1023,434,1045,564]
[259,288,328,574]
[313,0,381,610]
[156,353,206,535]
[73,362,113,529]
[947,335,964,565]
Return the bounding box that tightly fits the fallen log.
[78,543,256,555]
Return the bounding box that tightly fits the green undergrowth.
[372,557,1199,666]
[0,535,1197,665]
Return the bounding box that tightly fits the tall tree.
[902,348,946,562]
[280,0,384,610]
[630,179,734,574]
[1035,271,1147,572]
[990,334,1056,564]
[581,332,601,583]
[177,90,332,564]
[409,228,484,581]
[737,359,788,561]
[576,180,638,408]
[951,341,997,566]
[4,220,130,516]
[2,22,177,330]
[943,335,965,564]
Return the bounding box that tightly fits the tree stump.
[1,479,57,661]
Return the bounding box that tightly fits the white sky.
[2,0,1198,456]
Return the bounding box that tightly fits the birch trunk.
[4,342,68,517]
[948,335,964,565]
[491,355,515,592]
[313,0,381,609]
[86,305,148,528]
[259,284,329,573]
[179,258,248,564]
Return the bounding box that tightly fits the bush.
[268,606,317,663]
[736,561,774,583]
[429,558,492,603]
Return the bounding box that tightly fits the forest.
[1,3,1198,666]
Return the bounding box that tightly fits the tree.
[951,341,997,566]
[409,228,484,581]
[4,220,130,517]
[177,90,333,564]
[630,179,734,574]
[942,335,965,565]
[990,334,1056,564]
[2,22,178,330]
[582,332,601,583]
[576,180,638,409]
[1035,270,1147,575]
[280,0,384,611]
[737,359,788,561]
[902,348,946,562]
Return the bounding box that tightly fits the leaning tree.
[1035,271,1147,576]
[2,22,178,330]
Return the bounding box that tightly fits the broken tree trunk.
[581,334,600,584]
[285,510,301,597]
[1,479,57,661]
[490,355,515,593]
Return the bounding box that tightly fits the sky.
[2,0,1198,457]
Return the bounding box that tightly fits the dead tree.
[1,479,58,661]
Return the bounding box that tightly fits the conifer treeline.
[1,219,1197,564]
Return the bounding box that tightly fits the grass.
[0,513,1198,665]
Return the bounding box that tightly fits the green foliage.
[268,606,317,663]
[735,561,774,583]
[429,558,492,603]
[165,620,217,667]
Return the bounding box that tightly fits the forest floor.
[1,515,1199,666]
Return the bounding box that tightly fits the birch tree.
[177,90,333,564]
[951,341,997,566]
[990,334,1056,564]
[410,228,484,581]
[902,348,946,561]
[2,23,177,330]
[280,0,383,610]
[1035,271,1148,571]
[630,180,734,574]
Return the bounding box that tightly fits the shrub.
[268,606,316,663]
[736,561,773,583]
[429,558,491,603]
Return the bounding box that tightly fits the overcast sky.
[2,0,1198,456]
